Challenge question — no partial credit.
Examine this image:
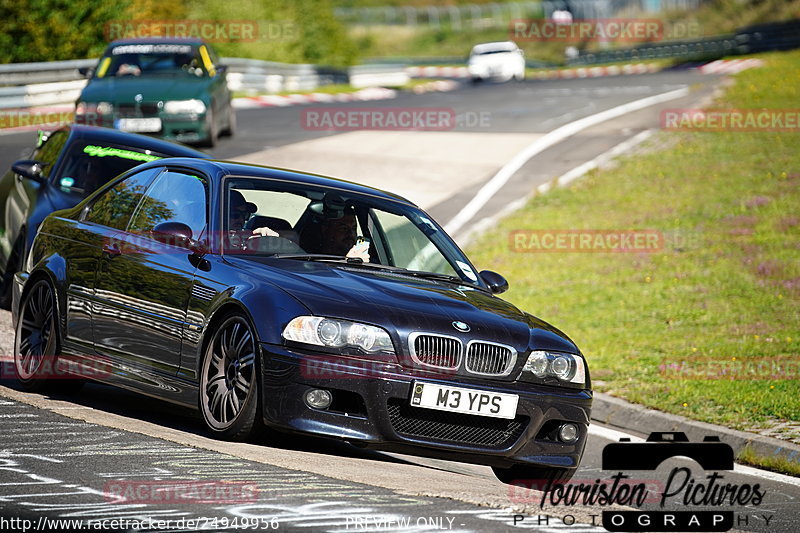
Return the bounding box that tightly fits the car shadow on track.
[0,378,420,467]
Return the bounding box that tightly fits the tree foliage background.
[0,0,358,66]
[0,0,130,63]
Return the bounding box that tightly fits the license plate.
[115,118,162,133]
[410,382,519,419]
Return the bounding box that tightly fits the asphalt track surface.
[1,71,798,532]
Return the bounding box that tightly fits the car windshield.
[54,141,169,196]
[223,177,484,288]
[96,44,209,78]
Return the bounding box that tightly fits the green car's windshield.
[222,177,485,289]
[96,44,210,78]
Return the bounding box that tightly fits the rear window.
[54,142,168,197]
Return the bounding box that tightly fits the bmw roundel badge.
[452,321,470,332]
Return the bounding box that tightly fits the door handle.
[102,243,121,258]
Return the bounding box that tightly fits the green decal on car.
[60,177,75,188]
[96,57,111,78]
[83,145,162,162]
[36,130,48,148]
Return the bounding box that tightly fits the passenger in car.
[226,190,301,254]
[320,212,370,262]
[300,206,370,262]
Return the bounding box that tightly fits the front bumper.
[76,113,210,143]
[260,343,592,470]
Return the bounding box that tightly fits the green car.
[75,38,234,147]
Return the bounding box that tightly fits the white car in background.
[468,41,526,82]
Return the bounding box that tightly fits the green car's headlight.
[163,99,206,114]
[282,316,395,355]
[76,101,113,115]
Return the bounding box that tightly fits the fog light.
[558,423,579,443]
[305,389,332,409]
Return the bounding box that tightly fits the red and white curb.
[532,63,661,79]
[411,80,460,94]
[232,80,460,109]
[407,59,765,81]
[406,66,469,78]
[233,87,398,109]
[697,58,764,74]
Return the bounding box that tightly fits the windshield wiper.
[271,255,472,285]
[270,253,363,263]
[394,270,468,285]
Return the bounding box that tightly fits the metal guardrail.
[348,64,410,89]
[568,19,800,65]
[0,57,409,109]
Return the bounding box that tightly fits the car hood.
[79,76,211,103]
[232,257,579,354]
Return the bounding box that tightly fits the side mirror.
[480,270,509,294]
[151,222,206,255]
[12,160,46,183]
[78,66,94,78]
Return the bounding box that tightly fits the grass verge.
[738,446,800,476]
[466,50,800,457]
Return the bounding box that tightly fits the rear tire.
[0,239,23,310]
[199,314,261,440]
[492,465,574,487]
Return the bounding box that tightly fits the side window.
[128,171,207,240]
[84,167,162,230]
[31,131,68,177]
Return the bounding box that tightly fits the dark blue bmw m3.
[12,157,591,484]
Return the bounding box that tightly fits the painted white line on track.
[589,424,800,487]
[733,463,800,488]
[556,128,654,188]
[588,423,645,444]
[456,128,656,246]
[443,87,689,236]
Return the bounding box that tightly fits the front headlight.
[75,101,113,115]
[282,316,395,355]
[522,350,586,387]
[163,99,206,114]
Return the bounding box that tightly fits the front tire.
[14,279,63,391]
[199,314,261,440]
[220,105,236,138]
[200,109,219,148]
